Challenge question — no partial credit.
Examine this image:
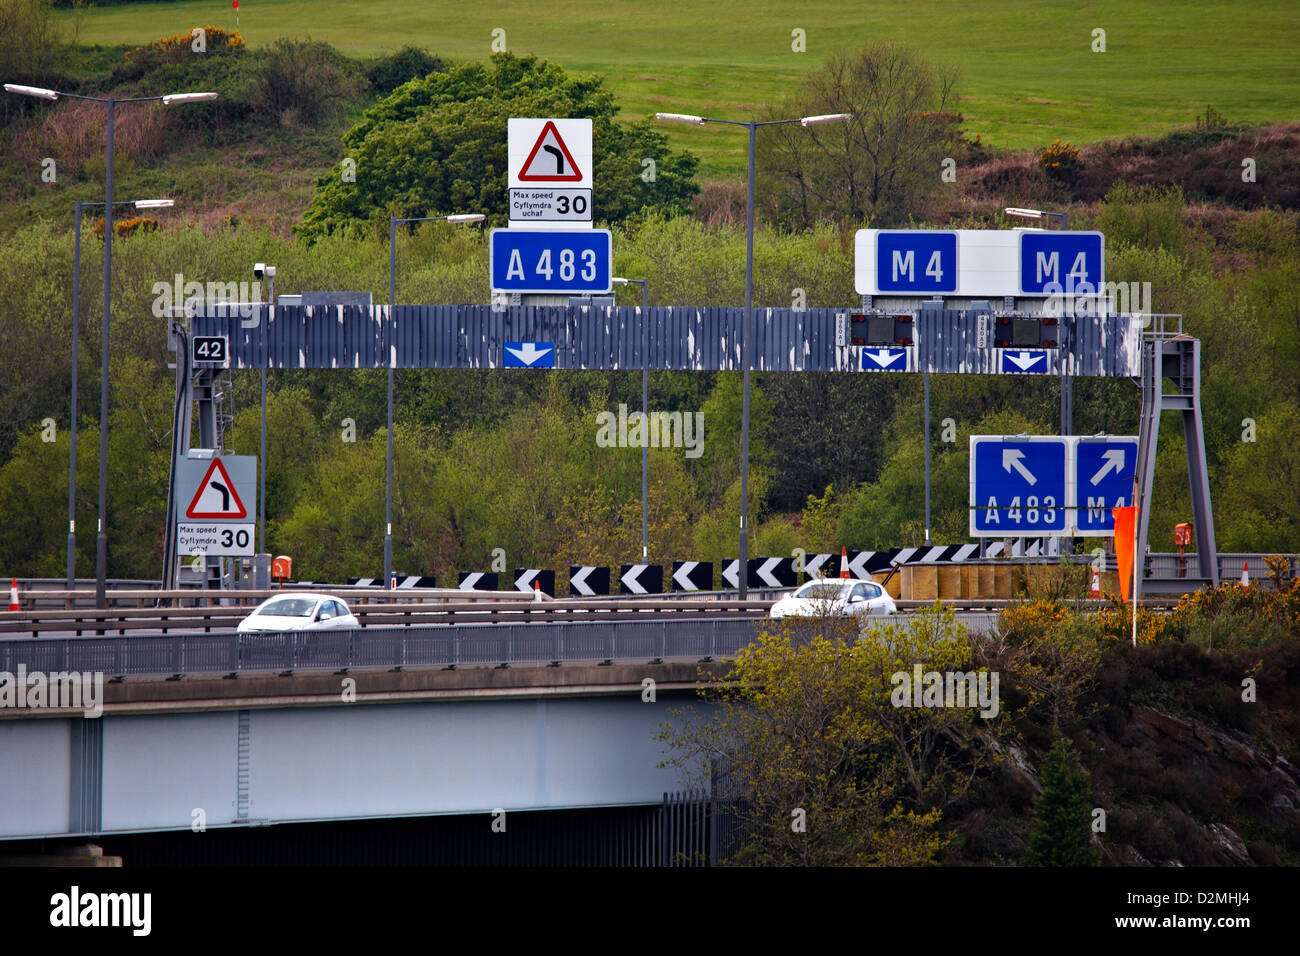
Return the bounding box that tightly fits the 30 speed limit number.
[177,522,255,556]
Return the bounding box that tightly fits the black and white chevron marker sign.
[802,553,836,578]
[568,565,611,597]
[349,575,439,588]
[722,559,741,590]
[671,560,712,591]
[620,563,663,594]
[748,557,797,589]
[458,571,498,591]
[514,568,555,596]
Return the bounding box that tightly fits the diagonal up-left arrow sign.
[1002,448,1038,485]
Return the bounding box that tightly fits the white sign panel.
[509,119,592,188]
[855,229,1104,298]
[177,522,255,556]
[509,187,592,223]
[506,119,595,230]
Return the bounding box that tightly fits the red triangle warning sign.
[185,458,248,519]
[518,121,584,182]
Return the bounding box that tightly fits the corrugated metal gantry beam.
[192,305,1144,376]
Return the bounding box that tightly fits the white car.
[768,579,896,619]
[237,593,359,632]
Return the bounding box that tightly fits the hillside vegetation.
[0,14,1296,582]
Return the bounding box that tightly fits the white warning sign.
[174,454,257,528]
[509,118,592,190]
[185,458,248,519]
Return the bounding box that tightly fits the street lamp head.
[445,214,486,224]
[133,199,174,209]
[800,112,851,126]
[4,83,59,101]
[162,92,218,106]
[612,277,629,286]
[655,112,705,125]
[1005,207,1045,219]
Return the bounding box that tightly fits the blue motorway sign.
[503,341,555,368]
[970,436,1069,536]
[861,346,908,371]
[1073,436,1138,535]
[875,231,957,294]
[490,228,612,294]
[999,349,1050,374]
[1019,232,1104,295]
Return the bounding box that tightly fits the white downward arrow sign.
[865,349,903,368]
[1006,351,1044,371]
[1003,449,1038,485]
[570,566,596,595]
[673,562,698,590]
[506,343,553,366]
[1089,449,1125,485]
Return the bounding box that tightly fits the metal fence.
[0,619,764,679]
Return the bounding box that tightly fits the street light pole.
[6,84,216,605]
[386,213,485,586]
[614,277,650,560]
[657,111,850,597]
[67,198,172,589]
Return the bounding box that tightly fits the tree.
[757,43,961,229]
[660,606,999,865]
[1023,735,1100,866]
[298,53,699,240]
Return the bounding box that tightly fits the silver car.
[237,593,359,632]
[768,579,896,619]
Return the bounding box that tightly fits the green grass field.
[57,0,1300,178]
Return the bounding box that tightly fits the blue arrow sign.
[970,436,1069,535]
[875,231,957,293]
[861,347,908,371]
[1073,436,1138,535]
[1019,232,1104,295]
[490,228,612,294]
[503,341,555,368]
[1000,349,1049,373]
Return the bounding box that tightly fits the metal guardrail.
[0,620,767,679]
[0,597,776,636]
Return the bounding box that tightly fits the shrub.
[1037,138,1082,183]
[997,598,1070,646]
[365,47,446,95]
[92,216,160,238]
[230,38,364,125]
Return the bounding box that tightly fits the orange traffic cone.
[1090,568,1101,599]
[534,579,542,602]
[839,547,849,579]
[8,577,19,612]
[1241,562,1249,588]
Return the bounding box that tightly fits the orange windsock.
[1113,506,1136,603]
